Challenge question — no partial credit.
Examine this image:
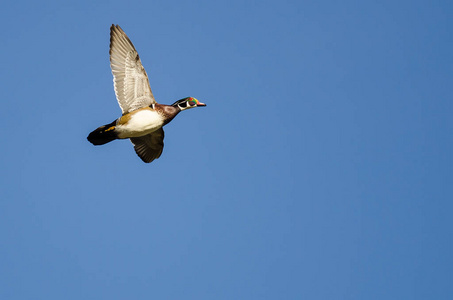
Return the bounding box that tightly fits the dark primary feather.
[130,128,165,163]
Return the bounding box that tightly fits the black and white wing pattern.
[130,128,164,163]
[109,25,156,114]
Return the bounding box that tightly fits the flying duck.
[87,25,206,163]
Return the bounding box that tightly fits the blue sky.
[1,0,452,299]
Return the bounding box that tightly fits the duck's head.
[172,97,206,111]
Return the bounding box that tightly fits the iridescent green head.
[172,97,206,111]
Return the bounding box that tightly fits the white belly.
[116,109,164,138]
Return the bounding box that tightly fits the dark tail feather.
[87,120,118,145]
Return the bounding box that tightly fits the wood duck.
[87,25,206,163]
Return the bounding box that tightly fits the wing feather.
[109,25,156,114]
[130,128,164,163]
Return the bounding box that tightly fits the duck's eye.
[188,100,196,106]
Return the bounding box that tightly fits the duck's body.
[115,104,177,138]
[116,108,163,138]
[87,25,205,163]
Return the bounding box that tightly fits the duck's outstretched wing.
[110,24,156,114]
[130,128,164,163]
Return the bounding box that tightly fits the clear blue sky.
[1,0,452,299]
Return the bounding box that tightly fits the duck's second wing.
[110,24,156,114]
[130,128,164,163]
